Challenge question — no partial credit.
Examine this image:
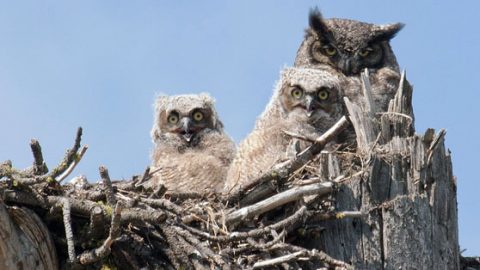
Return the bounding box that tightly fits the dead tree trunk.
[306,72,460,269]
[0,201,58,270]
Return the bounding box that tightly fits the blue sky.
[0,1,478,255]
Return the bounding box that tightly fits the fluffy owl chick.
[148,93,235,195]
[224,67,355,194]
[295,9,403,112]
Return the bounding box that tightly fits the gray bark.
[0,201,58,270]
[306,72,460,269]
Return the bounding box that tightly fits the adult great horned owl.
[224,67,357,194]
[148,93,236,195]
[295,9,404,112]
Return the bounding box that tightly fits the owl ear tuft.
[308,8,330,39]
[372,23,404,42]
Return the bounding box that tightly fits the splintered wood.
[308,70,461,270]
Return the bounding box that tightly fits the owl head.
[151,93,223,146]
[268,67,346,130]
[296,8,404,75]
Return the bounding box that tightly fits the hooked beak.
[179,118,195,142]
[339,58,353,75]
[305,96,315,117]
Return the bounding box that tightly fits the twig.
[268,243,353,269]
[140,197,183,215]
[228,116,350,203]
[179,205,308,243]
[30,139,48,175]
[3,190,166,225]
[252,250,306,269]
[48,127,83,180]
[160,224,195,269]
[173,225,229,268]
[99,165,116,205]
[78,201,124,264]
[56,145,88,183]
[282,130,316,143]
[226,181,333,225]
[134,166,152,187]
[61,198,76,262]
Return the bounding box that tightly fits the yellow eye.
[323,45,337,56]
[193,111,204,122]
[167,113,179,124]
[291,87,303,99]
[358,47,371,57]
[318,89,329,100]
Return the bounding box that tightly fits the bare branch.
[134,166,151,187]
[252,250,306,269]
[99,165,116,205]
[48,127,83,180]
[29,139,48,175]
[228,116,350,203]
[3,190,166,225]
[226,181,334,225]
[56,145,88,183]
[78,201,124,264]
[61,198,76,262]
[179,205,308,243]
[268,244,353,270]
[140,197,183,215]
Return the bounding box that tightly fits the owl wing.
[224,126,289,194]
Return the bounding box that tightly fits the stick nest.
[0,117,361,270]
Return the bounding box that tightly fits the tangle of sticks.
[0,117,360,269]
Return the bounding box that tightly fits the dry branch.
[56,145,88,183]
[61,198,76,262]
[29,139,48,175]
[226,181,334,225]
[228,116,350,204]
[99,165,116,205]
[78,201,124,264]
[267,243,353,270]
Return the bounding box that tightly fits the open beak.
[179,118,195,142]
[305,96,315,117]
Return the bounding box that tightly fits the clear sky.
[0,1,478,256]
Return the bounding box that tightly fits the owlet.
[147,93,236,195]
[224,67,357,194]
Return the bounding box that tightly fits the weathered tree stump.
[305,72,460,269]
[0,201,58,270]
